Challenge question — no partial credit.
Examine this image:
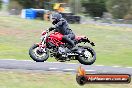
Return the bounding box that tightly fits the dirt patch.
[0,28,41,37]
[28,29,43,36]
[0,28,25,36]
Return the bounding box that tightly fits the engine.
[57,46,68,59]
[58,47,66,54]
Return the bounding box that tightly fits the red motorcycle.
[29,28,96,65]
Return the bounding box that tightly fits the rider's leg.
[62,34,75,47]
[62,33,78,51]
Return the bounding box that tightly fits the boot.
[71,45,78,51]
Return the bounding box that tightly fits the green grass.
[0,71,131,88]
[0,16,132,66]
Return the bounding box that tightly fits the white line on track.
[22,60,34,62]
[112,66,121,67]
[62,69,76,71]
[48,68,59,70]
[126,67,132,68]
[85,70,95,72]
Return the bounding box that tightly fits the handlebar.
[41,28,49,36]
[42,27,55,36]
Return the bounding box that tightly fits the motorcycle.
[29,28,96,65]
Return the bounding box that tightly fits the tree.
[69,0,82,14]
[106,0,131,19]
[13,0,44,9]
[124,7,132,20]
[81,0,107,17]
[0,0,2,9]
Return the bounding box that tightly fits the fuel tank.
[49,32,63,40]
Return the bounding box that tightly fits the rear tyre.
[77,46,96,65]
[29,44,49,62]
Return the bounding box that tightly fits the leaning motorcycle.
[29,28,96,65]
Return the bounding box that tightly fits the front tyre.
[77,46,96,65]
[29,44,49,62]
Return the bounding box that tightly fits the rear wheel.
[76,46,96,65]
[29,44,49,62]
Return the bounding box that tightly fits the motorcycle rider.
[49,13,77,51]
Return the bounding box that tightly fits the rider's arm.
[54,20,63,28]
[49,27,55,31]
[49,19,64,32]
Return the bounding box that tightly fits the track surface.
[0,59,132,75]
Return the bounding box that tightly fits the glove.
[49,27,55,31]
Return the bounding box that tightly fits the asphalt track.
[0,59,132,75]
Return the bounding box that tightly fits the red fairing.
[47,32,64,46]
[49,32,63,40]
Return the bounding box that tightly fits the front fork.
[37,42,46,53]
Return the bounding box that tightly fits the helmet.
[51,13,62,24]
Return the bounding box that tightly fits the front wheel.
[29,44,49,62]
[76,46,96,65]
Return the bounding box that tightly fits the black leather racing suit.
[53,18,75,48]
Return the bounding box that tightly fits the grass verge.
[0,71,131,88]
[0,16,132,66]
